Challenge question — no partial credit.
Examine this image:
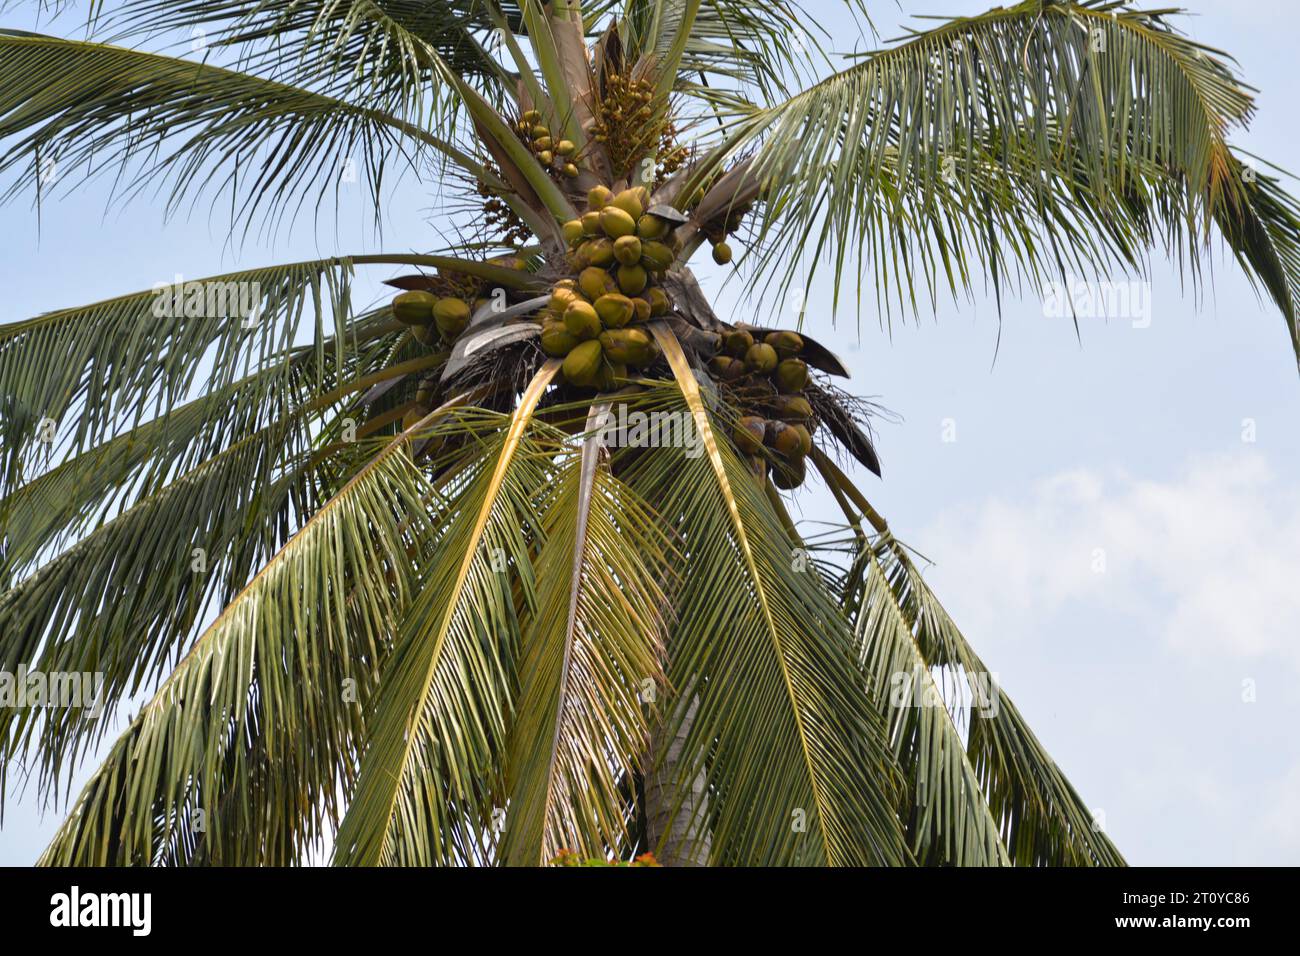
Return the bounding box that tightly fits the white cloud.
[915,452,1300,670]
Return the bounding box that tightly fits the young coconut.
[712,241,733,265]
[598,327,655,366]
[594,293,635,329]
[774,358,810,393]
[561,219,585,245]
[744,342,779,374]
[766,330,804,360]
[433,298,471,338]
[599,206,637,238]
[733,416,766,454]
[563,300,602,340]
[616,264,649,296]
[613,235,642,265]
[579,266,617,300]
[540,323,580,357]
[709,355,746,381]
[562,339,603,386]
[392,290,436,325]
[723,328,753,357]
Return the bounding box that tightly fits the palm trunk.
[643,693,711,866]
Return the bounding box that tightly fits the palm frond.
[682,1,1300,369]
[333,363,559,866]
[501,402,672,864]
[35,411,453,865]
[0,32,484,235]
[624,329,909,866]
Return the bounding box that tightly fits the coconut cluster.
[540,184,682,387]
[514,108,580,180]
[713,328,817,488]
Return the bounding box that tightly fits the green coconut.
[744,342,778,373]
[563,300,602,340]
[433,297,471,338]
[392,290,436,325]
[594,293,635,329]
[712,241,733,265]
[774,358,810,393]
[599,206,637,238]
[765,330,805,360]
[723,328,753,357]
[562,339,603,386]
[616,264,648,296]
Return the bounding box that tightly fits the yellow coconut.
[581,210,602,235]
[594,293,635,329]
[637,214,668,240]
[433,298,471,338]
[562,163,580,178]
[563,300,602,340]
[578,266,617,301]
[646,287,670,316]
[616,264,648,296]
[540,324,580,357]
[613,235,643,266]
[611,187,645,221]
[392,290,436,325]
[549,286,580,314]
[587,184,613,209]
[599,327,655,366]
[640,240,675,273]
[561,219,585,245]
[582,237,616,268]
[631,297,651,323]
[556,140,576,156]
[599,206,637,238]
[562,339,603,386]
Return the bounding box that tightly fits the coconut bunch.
[539,183,683,387]
[514,108,580,181]
[710,327,818,489]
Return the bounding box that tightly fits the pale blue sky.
[2,1,1299,865]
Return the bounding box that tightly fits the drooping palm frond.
[35,413,451,865]
[816,453,1124,866]
[0,31,487,235]
[681,1,1300,369]
[333,365,559,866]
[619,330,909,866]
[0,255,355,492]
[501,402,672,865]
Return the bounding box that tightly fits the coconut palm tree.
[2,0,1297,867]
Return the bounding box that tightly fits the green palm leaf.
[501,401,672,864]
[626,329,909,866]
